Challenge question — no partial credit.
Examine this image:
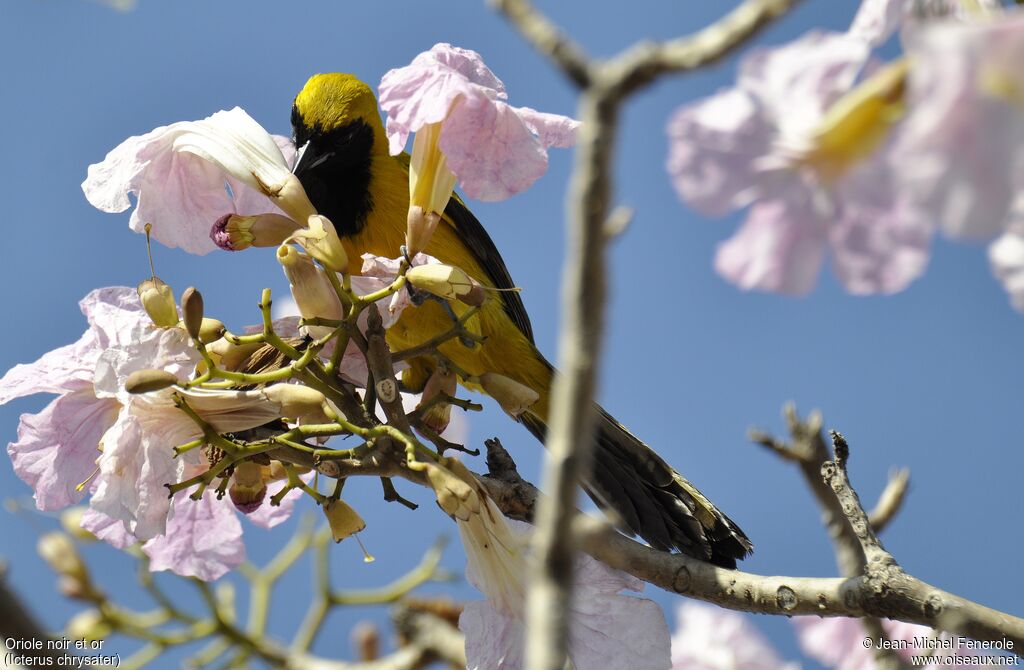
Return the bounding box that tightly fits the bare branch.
[604,0,804,96]
[868,468,911,534]
[752,407,914,668]
[489,0,592,87]
[489,2,806,666]
[473,448,1024,654]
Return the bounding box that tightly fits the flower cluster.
[667,1,1024,309]
[2,38,581,650]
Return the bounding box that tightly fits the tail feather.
[521,408,752,568]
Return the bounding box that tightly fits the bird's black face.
[290,105,376,238]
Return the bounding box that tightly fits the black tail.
[522,409,752,568]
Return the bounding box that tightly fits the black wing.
[443,196,535,345]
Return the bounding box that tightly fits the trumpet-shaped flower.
[83,108,302,255]
[893,10,1024,239]
[668,31,930,295]
[378,43,579,202]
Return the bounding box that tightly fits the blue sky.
[1,0,1021,667]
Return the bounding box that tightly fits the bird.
[289,72,752,567]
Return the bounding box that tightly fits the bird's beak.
[291,141,309,175]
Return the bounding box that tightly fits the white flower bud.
[264,384,327,421]
[479,373,539,417]
[277,244,343,338]
[290,215,349,274]
[405,205,442,258]
[407,264,476,301]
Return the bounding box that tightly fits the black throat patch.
[291,109,375,238]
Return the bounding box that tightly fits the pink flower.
[378,43,578,201]
[667,32,930,295]
[458,513,670,670]
[83,107,298,255]
[893,10,1024,239]
[0,287,310,580]
[0,287,176,511]
[794,616,993,669]
[670,602,798,670]
[142,485,245,582]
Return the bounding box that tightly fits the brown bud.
[125,369,178,394]
[181,286,204,340]
[418,367,457,434]
[228,461,267,514]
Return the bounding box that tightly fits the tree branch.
[475,438,1024,656]
[489,2,806,667]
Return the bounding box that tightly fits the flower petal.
[829,168,931,295]
[246,473,312,529]
[0,333,97,404]
[460,600,525,670]
[895,15,1024,238]
[666,87,769,216]
[83,108,286,255]
[91,410,183,540]
[849,0,906,46]
[440,98,549,201]
[80,507,136,550]
[8,391,119,511]
[143,492,245,581]
[379,43,506,154]
[570,591,670,670]
[714,198,828,295]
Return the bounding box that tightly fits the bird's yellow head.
[291,73,388,153]
[290,73,396,238]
